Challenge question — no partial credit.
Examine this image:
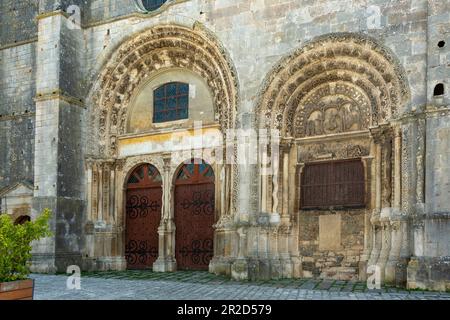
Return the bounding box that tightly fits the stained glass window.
[142,0,167,11]
[153,82,189,123]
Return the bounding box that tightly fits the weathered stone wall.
[0,44,36,191]
[299,210,365,280]
[0,0,38,47]
[0,0,38,191]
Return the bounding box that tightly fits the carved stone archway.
[87,23,239,158]
[256,33,410,135]
[251,33,411,283]
[83,23,239,273]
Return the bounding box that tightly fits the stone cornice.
[294,130,370,144]
[0,37,38,51]
[35,10,70,21]
[0,112,35,122]
[34,90,85,108]
[397,105,450,123]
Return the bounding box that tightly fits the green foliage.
[0,209,52,282]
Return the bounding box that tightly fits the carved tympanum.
[257,33,410,137]
[88,24,238,157]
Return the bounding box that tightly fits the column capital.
[280,137,294,153]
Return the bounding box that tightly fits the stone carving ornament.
[256,33,410,137]
[298,141,370,162]
[88,24,239,158]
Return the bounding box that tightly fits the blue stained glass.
[154,86,165,99]
[168,97,177,109]
[178,84,189,95]
[186,164,195,174]
[154,112,163,123]
[154,99,165,112]
[179,107,188,119]
[199,163,207,173]
[142,0,167,12]
[153,82,189,123]
[168,109,176,120]
[178,96,188,107]
[204,167,214,178]
[167,83,177,96]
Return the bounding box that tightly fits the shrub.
[0,209,52,282]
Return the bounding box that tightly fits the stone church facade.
[0,0,449,291]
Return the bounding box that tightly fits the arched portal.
[125,164,162,269]
[174,159,215,270]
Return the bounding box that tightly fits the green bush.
[0,209,52,282]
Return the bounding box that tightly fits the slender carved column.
[385,126,405,284]
[115,159,125,263]
[359,156,374,280]
[98,165,104,222]
[368,137,382,267]
[153,156,176,272]
[92,163,99,222]
[393,126,402,209]
[281,141,291,219]
[376,126,393,281]
[86,160,93,222]
[269,227,281,279]
[109,166,115,224]
[275,139,292,278]
[261,152,268,213]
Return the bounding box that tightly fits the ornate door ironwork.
[125,164,162,269]
[175,160,215,270]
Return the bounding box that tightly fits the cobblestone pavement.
[31,271,450,300]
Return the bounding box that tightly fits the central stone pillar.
[31,8,85,273]
[154,156,177,272]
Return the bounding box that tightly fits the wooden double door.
[125,161,216,271]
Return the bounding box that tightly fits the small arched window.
[153,82,189,123]
[434,83,445,97]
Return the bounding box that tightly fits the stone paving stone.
[299,280,319,290]
[318,280,334,290]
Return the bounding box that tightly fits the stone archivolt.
[257,33,410,136]
[88,23,239,157]
[249,33,412,283]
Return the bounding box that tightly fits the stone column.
[278,139,293,278]
[154,156,176,272]
[385,126,406,284]
[31,9,85,273]
[368,134,382,268]
[209,162,235,276]
[377,128,394,282]
[359,155,374,281]
[289,145,302,278]
[231,113,256,280]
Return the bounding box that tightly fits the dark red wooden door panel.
[125,164,162,269]
[174,161,215,270]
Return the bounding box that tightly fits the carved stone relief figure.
[256,34,410,139]
[343,103,362,131]
[323,107,342,134]
[306,110,323,136]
